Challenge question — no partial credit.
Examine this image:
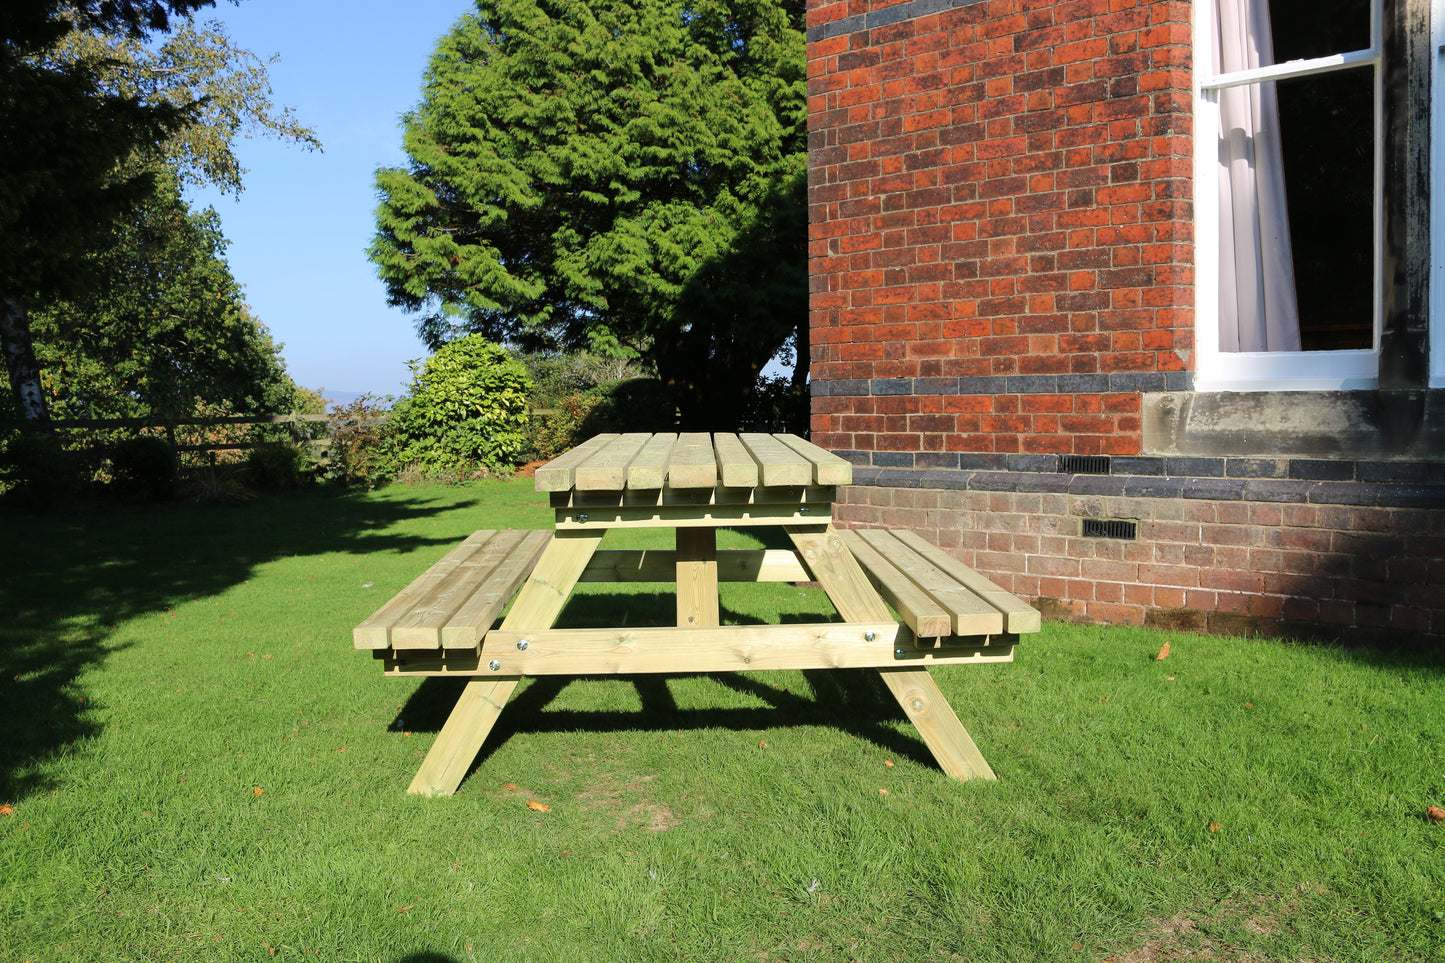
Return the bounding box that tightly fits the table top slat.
[666,432,719,488]
[534,433,619,492]
[712,433,759,489]
[573,432,654,490]
[739,433,814,487]
[626,433,677,489]
[774,433,853,486]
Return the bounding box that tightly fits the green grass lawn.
[1,479,1442,962]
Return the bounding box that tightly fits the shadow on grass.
[397,668,934,789]
[0,487,481,803]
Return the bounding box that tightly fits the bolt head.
[864,631,877,642]
[517,639,529,650]
[488,660,501,671]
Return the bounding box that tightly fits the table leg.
[875,667,996,781]
[787,524,998,782]
[676,527,719,627]
[408,529,604,796]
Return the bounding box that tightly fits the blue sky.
[189,0,475,402]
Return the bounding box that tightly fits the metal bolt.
[895,648,905,657]
[864,631,877,642]
[800,506,810,514]
[577,513,589,523]
[488,660,501,671]
[911,698,925,712]
[517,639,529,651]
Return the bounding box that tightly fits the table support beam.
[788,524,998,782]
[407,529,604,796]
[675,528,719,627]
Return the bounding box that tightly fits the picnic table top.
[534,432,853,494]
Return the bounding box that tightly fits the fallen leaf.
[758,740,767,748]
[0,804,12,816]
[527,800,551,813]
[1156,641,1170,661]
[1427,805,1445,824]
[1208,822,1221,832]
[252,787,264,796]
[263,942,276,957]
[396,905,413,913]
[884,760,894,768]
[502,783,518,792]
[878,788,889,796]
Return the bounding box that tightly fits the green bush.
[324,395,396,489]
[108,436,179,502]
[0,430,82,507]
[390,335,532,473]
[244,442,310,492]
[527,378,677,460]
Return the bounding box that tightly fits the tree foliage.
[370,0,808,429]
[21,173,295,421]
[389,334,533,473]
[1,0,317,427]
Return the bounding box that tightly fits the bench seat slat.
[857,529,1004,636]
[837,530,953,638]
[353,531,499,649]
[891,530,1042,634]
[441,529,552,648]
[390,530,528,649]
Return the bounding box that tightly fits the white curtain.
[1214,0,1301,352]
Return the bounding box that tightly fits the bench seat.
[839,528,1040,641]
[353,529,551,651]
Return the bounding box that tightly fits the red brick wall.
[836,484,1445,644]
[807,0,1195,458]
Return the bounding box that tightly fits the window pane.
[1268,0,1372,62]
[1275,67,1374,351]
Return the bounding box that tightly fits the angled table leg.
[786,524,998,781]
[408,529,604,796]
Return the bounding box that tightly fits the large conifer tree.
[369,0,807,429]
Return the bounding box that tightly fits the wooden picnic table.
[359,432,1037,796]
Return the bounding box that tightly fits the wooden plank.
[891,530,1042,634]
[388,635,1014,675]
[352,531,498,649]
[786,524,893,623]
[440,529,553,648]
[391,530,523,649]
[666,432,718,488]
[407,528,605,796]
[856,529,1003,636]
[405,678,520,796]
[676,528,719,627]
[557,485,833,509]
[739,433,814,487]
[876,667,997,781]
[712,433,759,489]
[786,523,998,782]
[574,432,654,490]
[626,433,677,489]
[555,501,831,530]
[773,434,853,486]
[578,549,811,583]
[837,529,953,638]
[533,433,619,492]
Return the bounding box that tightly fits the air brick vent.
[1082,518,1138,540]
[1058,455,1112,475]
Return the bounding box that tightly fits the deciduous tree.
[369,0,807,429]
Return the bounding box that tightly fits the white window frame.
[1193,1,1384,392]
